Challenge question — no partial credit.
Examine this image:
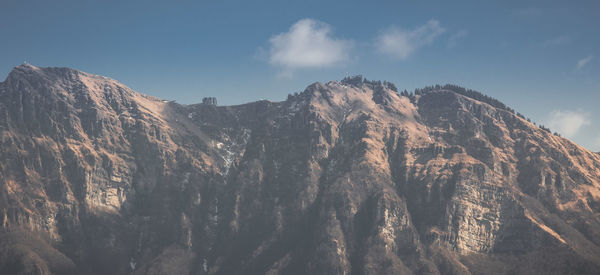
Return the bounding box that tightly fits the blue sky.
[1,0,599,150]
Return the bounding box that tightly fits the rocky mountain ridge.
[1,64,600,274]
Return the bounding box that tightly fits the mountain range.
[1,64,600,274]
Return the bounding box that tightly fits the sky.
[1,0,599,151]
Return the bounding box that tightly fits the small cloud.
[512,7,542,17]
[542,35,571,47]
[267,18,352,73]
[375,19,445,59]
[547,109,591,138]
[447,30,468,48]
[577,55,593,71]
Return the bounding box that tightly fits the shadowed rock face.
[1,65,600,275]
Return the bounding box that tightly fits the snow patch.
[214,129,251,176]
[130,258,137,271]
[222,148,235,175]
[338,107,353,131]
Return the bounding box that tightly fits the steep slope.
[1,65,600,274]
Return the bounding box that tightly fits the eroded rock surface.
[1,65,600,274]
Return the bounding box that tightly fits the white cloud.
[447,30,468,48]
[577,55,593,70]
[267,18,351,71]
[547,109,591,138]
[375,19,445,59]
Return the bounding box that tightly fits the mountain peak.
[339,74,398,91]
[9,63,73,75]
[15,62,40,70]
[6,63,42,79]
[4,63,86,88]
[3,64,144,99]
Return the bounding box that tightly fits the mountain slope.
[1,65,600,274]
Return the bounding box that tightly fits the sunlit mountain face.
[1,66,600,274]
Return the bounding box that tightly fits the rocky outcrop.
[1,65,600,274]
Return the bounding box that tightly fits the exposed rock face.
[1,65,600,274]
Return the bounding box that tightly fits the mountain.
[1,64,600,275]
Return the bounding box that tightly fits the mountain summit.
[1,65,600,274]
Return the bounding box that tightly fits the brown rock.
[1,66,599,274]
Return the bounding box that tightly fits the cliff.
[1,65,600,274]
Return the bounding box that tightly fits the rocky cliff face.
[1,65,600,275]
